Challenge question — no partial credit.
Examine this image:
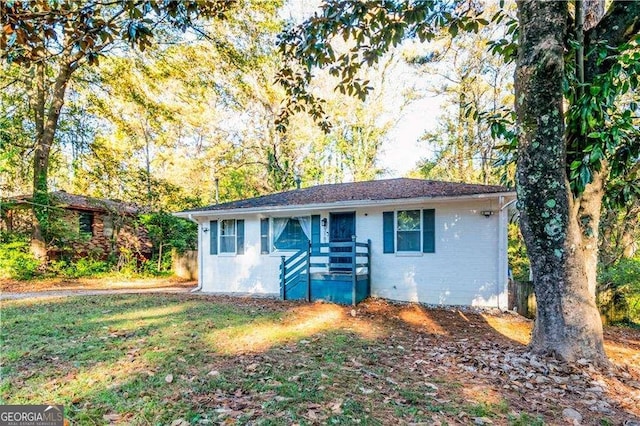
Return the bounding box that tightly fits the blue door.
[329,212,355,273]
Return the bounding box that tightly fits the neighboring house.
[175,178,516,308]
[1,191,152,260]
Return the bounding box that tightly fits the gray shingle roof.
[5,191,142,215]
[181,178,513,213]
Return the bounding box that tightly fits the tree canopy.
[276,0,640,363]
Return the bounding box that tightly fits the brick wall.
[65,211,152,260]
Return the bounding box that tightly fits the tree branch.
[584,0,640,81]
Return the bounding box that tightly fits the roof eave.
[174,191,517,219]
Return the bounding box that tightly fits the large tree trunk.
[515,1,607,364]
[31,60,75,259]
[31,61,49,260]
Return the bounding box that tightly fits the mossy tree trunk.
[515,0,607,364]
[31,58,76,259]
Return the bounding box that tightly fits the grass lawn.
[1,294,639,425]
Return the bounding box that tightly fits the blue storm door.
[329,212,356,273]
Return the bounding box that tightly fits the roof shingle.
[181,178,513,213]
[5,191,142,214]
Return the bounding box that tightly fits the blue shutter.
[260,218,269,254]
[383,211,394,253]
[311,215,321,254]
[209,220,218,255]
[236,220,245,254]
[423,209,435,253]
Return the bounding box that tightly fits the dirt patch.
[187,296,640,424]
[0,276,196,293]
[350,298,640,424]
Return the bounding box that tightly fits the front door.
[329,212,356,273]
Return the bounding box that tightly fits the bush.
[139,212,197,273]
[49,258,111,278]
[598,257,640,325]
[139,258,173,277]
[0,238,42,280]
[508,223,530,282]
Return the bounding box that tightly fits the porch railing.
[279,238,371,305]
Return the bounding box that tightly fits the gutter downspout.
[187,213,203,293]
[498,198,517,310]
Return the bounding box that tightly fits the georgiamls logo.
[0,404,64,426]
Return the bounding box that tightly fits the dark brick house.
[1,191,152,260]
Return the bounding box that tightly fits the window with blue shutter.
[209,220,218,255]
[423,209,435,253]
[383,211,394,253]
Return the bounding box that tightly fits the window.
[260,218,270,254]
[397,210,421,252]
[219,219,236,253]
[383,209,435,254]
[273,217,310,251]
[79,212,94,235]
[103,215,114,237]
[209,219,244,255]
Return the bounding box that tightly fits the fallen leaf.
[103,413,121,423]
[330,399,343,414]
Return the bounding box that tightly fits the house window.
[383,209,435,254]
[79,212,94,235]
[209,219,244,255]
[396,210,421,252]
[260,218,270,254]
[103,215,114,237]
[273,217,310,251]
[219,219,237,254]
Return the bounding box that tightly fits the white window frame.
[395,209,422,253]
[219,219,237,255]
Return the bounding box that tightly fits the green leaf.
[579,165,592,189]
[448,23,458,38]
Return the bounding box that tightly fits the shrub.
[0,238,42,280]
[49,258,111,278]
[598,257,640,325]
[508,223,530,282]
[139,212,196,272]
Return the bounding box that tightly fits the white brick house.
[175,178,516,308]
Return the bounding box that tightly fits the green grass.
[1,294,543,425]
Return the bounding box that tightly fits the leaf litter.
[3,294,639,425]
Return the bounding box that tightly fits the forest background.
[0,0,638,323]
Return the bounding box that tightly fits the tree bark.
[31,59,75,259]
[584,1,640,82]
[515,0,607,363]
[31,61,49,260]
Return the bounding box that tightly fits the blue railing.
[279,239,371,305]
